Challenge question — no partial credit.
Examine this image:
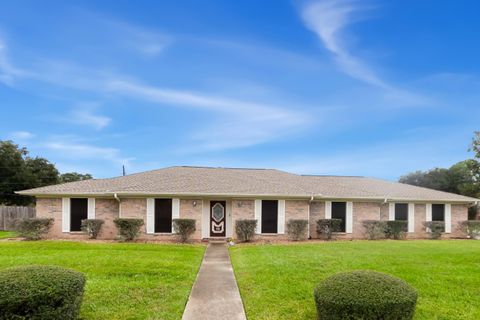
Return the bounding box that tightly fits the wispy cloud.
[301,0,431,106]
[43,140,132,167]
[0,38,27,85]
[302,0,384,86]
[106,79,311,150]
[8,131,34,140]
[66,103,111,130]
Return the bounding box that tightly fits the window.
[155,199,172,233]
[70,198,88,231]
[261,200,278,233]
[432,204,445,221]
[394,203,408,221]
[332,202,346,232]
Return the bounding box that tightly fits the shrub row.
[362,220,408,240]
[11,217,479,243]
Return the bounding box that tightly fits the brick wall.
[180,199,203,239]
[309,201,325,238]
[36,198,64,238]
[231,199,255,239]
[351,202,381,238]
[95,199,119,239]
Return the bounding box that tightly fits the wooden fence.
[0,206,36,230]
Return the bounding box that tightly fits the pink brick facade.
[36,197,470,240]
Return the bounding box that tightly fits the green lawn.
[0,231,17,239]
[230,240,480,320]
[0,241,205,320]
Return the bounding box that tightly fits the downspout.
[114,193,121,218]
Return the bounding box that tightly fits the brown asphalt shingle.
[16,166,479,202]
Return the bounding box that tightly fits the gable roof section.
[16,166,479,203]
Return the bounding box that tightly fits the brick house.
[17,166,478,240]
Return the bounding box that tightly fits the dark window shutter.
[432,204,445,221]
[70,198,88,231]
[394,203,408,221]
[261,200,278,233]
[155,199,173,233]
[332,202,347,232]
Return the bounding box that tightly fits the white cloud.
[69,106,111,130]
[0,38,28,85]
[44,140,132,166]
[9,131,34,140]
[302,0,384,87]
[301,0,431,106]
[106,79,311,150]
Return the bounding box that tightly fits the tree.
[59,172,93,183]
[0,140,93,206]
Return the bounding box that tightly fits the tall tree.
[0,140,93,206]
[60,172,93,183]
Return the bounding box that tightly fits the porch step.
[203,237,228,243]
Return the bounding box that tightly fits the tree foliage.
[0,140,93,206]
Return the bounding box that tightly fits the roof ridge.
[177,165,275,171]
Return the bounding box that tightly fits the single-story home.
[17,166,479,240]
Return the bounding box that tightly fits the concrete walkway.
[182,242,247,320]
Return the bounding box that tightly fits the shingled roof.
[17,166,479,203]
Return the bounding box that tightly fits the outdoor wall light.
[193,201,197,207]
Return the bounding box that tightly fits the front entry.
[210,200,226,237]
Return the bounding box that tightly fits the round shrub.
[235,219,257,242]
[0,265,86,320]
[15,218,53,240]
[314,270,417,320]
[81,219,104,239]
[173,218,196,243]
[113,218,144,241]
[286,219,309,241]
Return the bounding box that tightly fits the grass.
[0,231,17,239]
[0,241,205,320]
[229,240,480,320]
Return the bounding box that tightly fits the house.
[17,166,478,240]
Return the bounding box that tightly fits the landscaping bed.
[229,240,480,320]
[0,241,205,320]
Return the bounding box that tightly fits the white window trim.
[425,203,432,232]
[87,198,95,219]
[388,203,395,221]
[408,203,415,233]
[226,200,233,238]
[62,198,70,233]
[278,200,286,234]
[172,198,180,234]
[146,198,155,234]
[202,200,209,239]
[445,203,452,233]
[346,202,353,234]
[325,201,332,219]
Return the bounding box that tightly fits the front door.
[210,201,226,237]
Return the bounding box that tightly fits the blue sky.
[1,0,479,180]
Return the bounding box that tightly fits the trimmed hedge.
[113,218,144,241]
[286,219,309,241]
[314,270,417,320]
[423,221,444,239]
[386,220,408,240]
[316,219,342,240]
[459,220,480,239]
[172,219,196,243]
[362,220,387,240]
[15,218,54,240]
[81,219,104,239]
[235,219,257,242]
[0,265,86,320]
